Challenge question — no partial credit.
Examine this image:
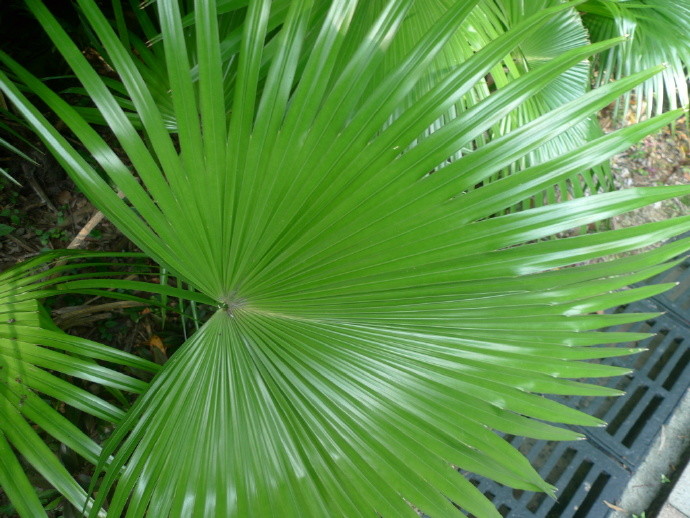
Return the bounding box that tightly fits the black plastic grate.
[556,301,690,469]
[644,257,690,328]
[460,262,690,518]
[467,439,629,517]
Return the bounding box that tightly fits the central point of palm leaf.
[221,293,247,317]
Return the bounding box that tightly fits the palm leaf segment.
[1,1,690,516]
[0,252,158,517]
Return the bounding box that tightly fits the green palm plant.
[0,251,213,515]
[1,0,690,516]
[581,0,690,120]
[339,0,613,214]
[0,252,158,516]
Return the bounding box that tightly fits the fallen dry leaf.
[603,501,625,512]
[148,335,166,353]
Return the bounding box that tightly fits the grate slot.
[517,437,539,459]
[544,448,578,486]
[682,296,690,312]
[529,441,561,472]
[587,376,632,421]
[523,446,577,513]
[621,395,664,447]
[645,329,671,379]
[527,489,547,514]
[573,472,611,518]
[606,385,648,436]
[663,346,690,391]
[545,460,594,517]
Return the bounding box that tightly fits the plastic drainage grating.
[466,438,629,518]
[641,257,690,328]
[556,301,690,469]
[460,265,690,518]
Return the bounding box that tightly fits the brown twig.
[66,209,107,250]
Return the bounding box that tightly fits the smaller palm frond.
[582,0,690,121]
[0,251,160,516]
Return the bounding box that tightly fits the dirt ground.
[0,149,130,271]
[607,115,690,229]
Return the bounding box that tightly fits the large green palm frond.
[2,1,690,516]
[0,251,160,516]
[73,0,612,212]
[582,0,690,120]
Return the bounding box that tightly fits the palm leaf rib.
[1,1,690,516]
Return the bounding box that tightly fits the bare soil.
[608,115,690,230]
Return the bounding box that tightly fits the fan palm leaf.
[0,252,160,516]
[1,0,690,516]
[582,0,690,120]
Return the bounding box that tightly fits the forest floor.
[606,114,690,231]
